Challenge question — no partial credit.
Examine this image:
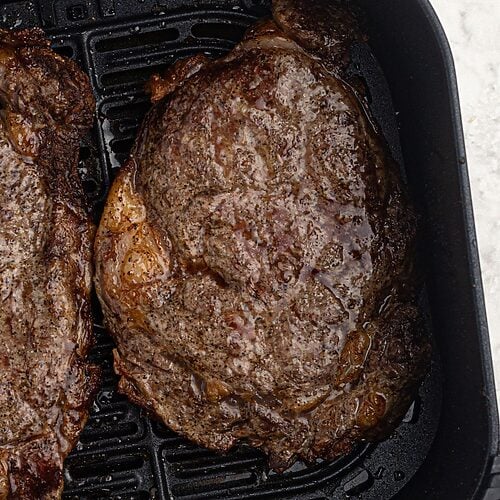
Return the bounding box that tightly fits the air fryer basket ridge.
[0,0,497,499]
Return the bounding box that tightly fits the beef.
[0,29,98,498]
[94,0,430,470]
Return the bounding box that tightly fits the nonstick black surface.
[0,1,496,499]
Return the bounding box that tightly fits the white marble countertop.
[430,0,500,405]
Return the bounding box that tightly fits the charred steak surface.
[0,29,98,498]
[95,0,430,469]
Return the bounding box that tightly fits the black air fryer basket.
[1,0,498,498]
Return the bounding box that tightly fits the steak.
[0,29,98,498]
[94,0,430,470]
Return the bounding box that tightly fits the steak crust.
[95,0,430,470]
[0,29,98,498]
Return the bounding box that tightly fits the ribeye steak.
[95,0,430,470]
[0,29,98,498]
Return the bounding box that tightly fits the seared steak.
[0,29,98,498]
[95,0,430,470]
